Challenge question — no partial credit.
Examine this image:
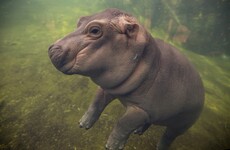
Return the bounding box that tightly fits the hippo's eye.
[88,26,102,38]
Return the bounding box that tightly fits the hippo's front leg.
[106,106,150,150]
[79,88,115,129]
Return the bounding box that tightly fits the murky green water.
[0,0,229,150]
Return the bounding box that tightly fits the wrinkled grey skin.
[48,8,204,150]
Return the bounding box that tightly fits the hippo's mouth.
[48,45,78,75]
[58,58,76,74]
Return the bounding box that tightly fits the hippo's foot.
[105,137,126,150]
[79,110,99,129]
[134,123,151,135]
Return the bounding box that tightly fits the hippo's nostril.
[48,44,54,51]
[48,45,63,58]
[48,44,62,51]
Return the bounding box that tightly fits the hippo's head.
[48,8,150,89]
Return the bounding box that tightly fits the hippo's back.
[143,39,204,123]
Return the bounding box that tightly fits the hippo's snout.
[48,44,72,73]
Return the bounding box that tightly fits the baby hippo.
[48,8,204,150]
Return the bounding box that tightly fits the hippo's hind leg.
[157,126,189,150]
[157,110,202,150]
[106,106,150,150]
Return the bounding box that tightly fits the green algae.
[0,0,229,150]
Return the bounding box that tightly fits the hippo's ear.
[124,23,139,39]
